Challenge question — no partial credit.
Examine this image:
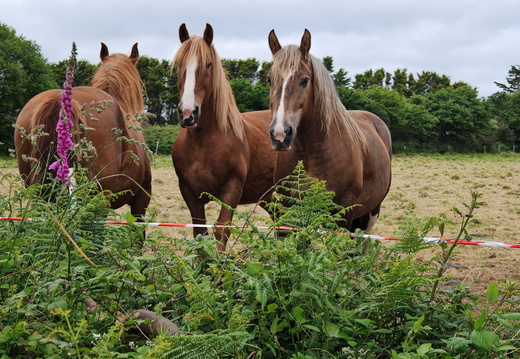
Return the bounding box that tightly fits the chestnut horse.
[267,29,392,233]
[14,43,152,219]
[171,23,276,250]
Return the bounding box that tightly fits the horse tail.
[29,94,81,183]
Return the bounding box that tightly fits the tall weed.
[0,161,518,358]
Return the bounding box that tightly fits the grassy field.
[1,153,519,295]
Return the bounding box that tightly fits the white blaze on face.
[273,76,290,142]
[180,58,197,117]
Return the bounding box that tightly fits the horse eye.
[266,76,271,84]
[206,63,212,69]
[300,77,309,87]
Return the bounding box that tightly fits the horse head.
[175,23,215,128]
[267,29,312,150]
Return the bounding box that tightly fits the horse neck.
[294,106,330,150]
[199,86,245,140]
[199,93,222,131]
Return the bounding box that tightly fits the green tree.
[417,86,494,152]
[137,56,178,125]
[257,61,272,85]
[409,71,452,95]
[354,68,392,90]
[222,58,260,83]
[392,68,411,97]
[333,68,351,88]
[361,86,438,149]
[486,91,520,148]
[230,78,269,112]
[0,23,57,154]
[494,64,520,93]
[322,56,334,73]
[49,59,97,87]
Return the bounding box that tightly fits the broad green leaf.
[486,282,499,302]
[303,324,320,332]
[417,343,432,354]
[275,319,289,333]
[354,318,372,328]
[293,306,306,325]
[501,313,520,320]
[413,315,425,331]
[323,322,339,337]
[470,329,500,351]
[474,311,487,331]
[267,303,278,313]
[246,261,263,274]
[496,344,517,351]
[144,239,158,246]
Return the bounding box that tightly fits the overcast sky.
[2,0,519,97]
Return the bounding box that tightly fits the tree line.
[1,22,520,155]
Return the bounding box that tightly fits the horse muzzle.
[180,116,198,128]
[270,125,294,151]
[179,104,200,128]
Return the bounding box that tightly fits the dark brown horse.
[14,43,152,219]
[171,23,276,250]
[267,29,392,233]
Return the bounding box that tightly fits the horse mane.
[171,35,245,141]
[272,45,368,150]
[91,53,145,119]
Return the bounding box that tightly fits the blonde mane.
[171,36,244,141]
[272,45,368,150]
[91,53,145,119]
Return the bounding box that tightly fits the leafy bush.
[142,123,180,155]
[0,162,518,358]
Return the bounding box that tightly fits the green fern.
[146,331,251,359]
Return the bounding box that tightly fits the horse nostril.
[286,126,293,136]
[193,106,200,116]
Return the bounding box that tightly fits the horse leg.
[214,181,243,251]
[351,204,381,254]
[187,201,209,239]
[214,207,234,252]
[351,204,381,233]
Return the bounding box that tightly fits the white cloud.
[2,0,519,96]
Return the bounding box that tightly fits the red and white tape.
[2,217,519,249]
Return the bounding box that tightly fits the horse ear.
[203,23,214,46]
[130,43,139,64]
[300,29,311,58]
[100,42,109,61]
[179,23,190,43]
[268,30,281,55]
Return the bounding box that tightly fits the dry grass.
[2,153,519,295]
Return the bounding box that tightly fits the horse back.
[15,87,127,186]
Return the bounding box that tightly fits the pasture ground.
[1,153,519,296]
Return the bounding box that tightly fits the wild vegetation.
[1,155,519,358]
[1,22,519,358]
